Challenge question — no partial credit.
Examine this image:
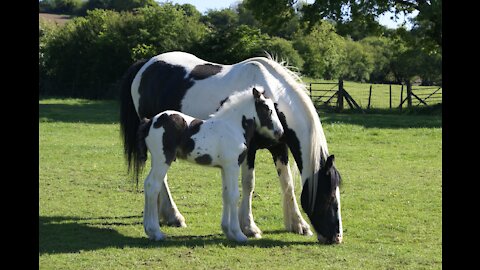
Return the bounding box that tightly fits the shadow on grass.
[39,100,119,124]
[39,216,318,255]
[39,98,441,129]
[317,105,442,129]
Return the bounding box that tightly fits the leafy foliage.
[293,22,346,79]
[40,4,207,99]
[39,0,442,99]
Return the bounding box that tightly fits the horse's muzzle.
[318,233,343,244]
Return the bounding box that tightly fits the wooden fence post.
[309,83,312,99]
[367,85,372,109]
[406,81,412,108]
[389,84,392,109]
[399,84,404,111]
[337,78,344,111]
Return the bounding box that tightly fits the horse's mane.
[249,53,330,211]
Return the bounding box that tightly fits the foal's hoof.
[227,231,248,243]
[146,231,166,241]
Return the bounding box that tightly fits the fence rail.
[308,79,442,111]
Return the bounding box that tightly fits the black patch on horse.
[189,63,223,80]
[255,100,274,130]
[138,61,195,118]
[195,154,212,165]
[238,149,247,166]
[275,104,303,173]
[153,113,188,165]
[179,119,204,158]
[241,115,256,145]
[268,143,289,165]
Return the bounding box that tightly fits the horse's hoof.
[252,233,262,239]
[241,224,262,238]
[166,219,187,228]
[290,222,313,236]
[164,214,187,228]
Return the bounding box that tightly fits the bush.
[40,4,207,99]
[293,21,346,79]
[263,37,304,71]
[341,39,374,82]
[198,25,270,64]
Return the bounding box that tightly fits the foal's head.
[301,155,343,244]
[252,87,284,140]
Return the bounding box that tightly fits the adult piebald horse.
[120,51,343,244]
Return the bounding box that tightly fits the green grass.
[39,97,442,269]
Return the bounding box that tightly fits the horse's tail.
[135,117,152,187]
[119,58,148,180]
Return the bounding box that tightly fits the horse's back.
[132,52,234,119]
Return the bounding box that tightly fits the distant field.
[39,98,441,269]
[39,13,72,25]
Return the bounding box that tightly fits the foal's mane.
[210,90,255,118]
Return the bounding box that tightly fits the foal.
[136,87,284,242]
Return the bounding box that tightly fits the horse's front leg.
[221,165,248,243]
[238,149,262,238]
[157,173,186,227]
[144,162,169,241]
[269,143,313,236]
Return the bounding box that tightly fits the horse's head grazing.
[301,155,343,244]
[252,87,284,141]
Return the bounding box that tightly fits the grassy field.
[39,97,442,269]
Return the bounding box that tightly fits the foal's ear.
[252,87,261,99]
[326,155,335,169]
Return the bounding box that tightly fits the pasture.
[39,97,441,269]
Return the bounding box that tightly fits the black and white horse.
[136,87,284,242]
[120,51,343,244]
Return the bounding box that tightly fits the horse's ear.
[326,155,335,169]
[252,87,261,99]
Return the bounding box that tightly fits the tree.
[245,0,441,49]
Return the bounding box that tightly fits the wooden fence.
[308,79,442,111]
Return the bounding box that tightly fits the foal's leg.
[269,144,313,236]
[221,165,248,243]
[238,159,262,238]
[157,173,186,227]
[144,160,169,241]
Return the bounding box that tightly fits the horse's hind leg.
[157,174,186,227]
[144,160,169,241]
[269,143,313,236]
[238,158,262,239]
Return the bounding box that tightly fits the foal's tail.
[119,58,148,181]
[135,117,153,186]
